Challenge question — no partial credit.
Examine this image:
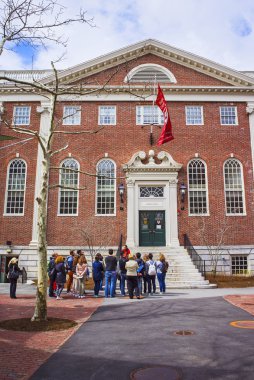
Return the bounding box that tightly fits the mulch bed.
[0,293,103,380]
[0,317,77,331]
[206,274,254,288]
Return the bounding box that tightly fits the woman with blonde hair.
[125,254,140,299]
[76,255,88,298]
[55,255,66,300]
[8,257,22,299]
[156,253,168,294]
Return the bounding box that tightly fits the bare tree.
[199,217,231,276]
[0,0,94,55]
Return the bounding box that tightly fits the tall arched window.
[96,159,116,215]
[59,159,79,215]
[188,159,208,215]
[5,159,27,214]
[224,159,245,215]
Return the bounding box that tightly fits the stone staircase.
[135,246,216,289]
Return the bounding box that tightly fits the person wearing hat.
[8,257,22,299]
[125,253,140,299]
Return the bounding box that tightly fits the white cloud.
[1,0,254,71]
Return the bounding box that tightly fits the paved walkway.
[0,285,254,380]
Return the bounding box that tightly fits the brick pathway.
[224,294,254,317]
[0,294,103,380]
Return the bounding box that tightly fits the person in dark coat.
[8,257,22,299]
[54,255,66,300]
[92,253,104,297]
[47,253,58,297]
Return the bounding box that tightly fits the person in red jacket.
[122,245,130,259]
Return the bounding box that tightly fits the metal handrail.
[184,234,206,277]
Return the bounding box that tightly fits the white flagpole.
[151,75,157,137]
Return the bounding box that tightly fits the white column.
[126,178,135,248]
[247,102,254,180]
[168,178,180,247]
[29,101,51,247]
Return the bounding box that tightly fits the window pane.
[136,106,164,125]
[99,106,116,125]
[220,107,237,125]
[6,159,26,214]
[96,160,115,214]
[59,159,79,214]
[232,256,248,275]
[63,106,81,125]
[188,159,208,214]
[13,107,30,125]
[224,159,244,214]
[186,106,203,125]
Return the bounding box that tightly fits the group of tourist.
[47,245,169,300]
[8,245,169,300]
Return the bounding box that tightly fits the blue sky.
[1,0,254,71]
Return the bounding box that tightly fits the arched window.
[5,159,27,214]
[59,159,79,215]
[224,159,245,215]
[188,159,208,215]
[124,63,177,83]
[96,159,116,215]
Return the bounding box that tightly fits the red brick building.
[1,39,254,283]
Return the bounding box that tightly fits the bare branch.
[54,126,104,135]
[50,144,68,157]
[49,184,86,190]
[50,166,125,180]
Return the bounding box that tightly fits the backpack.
[9,268,19,280]
[137,261,145,274]
[66,256,73,271]
[162,261,169,273]
[148,261,156,276]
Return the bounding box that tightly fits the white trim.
[57,158,80,216]
[95,158,116,216]
[62,105,81,126]
[223,158,246,216]
[187,158,209,216]
[4,158,27,216]
[124,63,177,83]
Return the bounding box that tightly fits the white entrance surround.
[123,150,182,249]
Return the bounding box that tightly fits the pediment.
[123,150,182,173]
[42,39,254,88]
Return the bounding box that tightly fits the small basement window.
[231,255,248,275]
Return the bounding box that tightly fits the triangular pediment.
[42,39,254,88]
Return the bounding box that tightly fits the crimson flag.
[156,84,174,145]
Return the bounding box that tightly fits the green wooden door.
[139,211,165,246]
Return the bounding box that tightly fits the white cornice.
[40,39,254,87]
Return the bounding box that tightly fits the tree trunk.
[32,155,50,321]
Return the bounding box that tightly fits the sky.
[1,0,254,72]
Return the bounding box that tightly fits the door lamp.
[118,183,125,210]
[179,183,187,210]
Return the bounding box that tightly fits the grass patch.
[206,274,254,288]
[0,317,77,332]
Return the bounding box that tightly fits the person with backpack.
[55,255,67,300]
[66,250,75,294]
[156,253,168,294]
[8,257,22,299]
[142,253,149,294]
[136,252,145,295]
[145,253,157,296]
[47,252,58,297]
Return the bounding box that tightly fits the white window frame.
[223,159,246,216]
[98,106,116,125]
[187,159,209,216]
[62,106,81,125]
[95,159,116,216]
[4,158,27,216]
[58,158,79,216]
[220,106,238,125]
[13,106,31,125]
[231,255,248,275]
[136,105,164,125]
[185,106,204,125]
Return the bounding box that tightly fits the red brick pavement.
[0,294,103,380]
[224,295,254,317]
